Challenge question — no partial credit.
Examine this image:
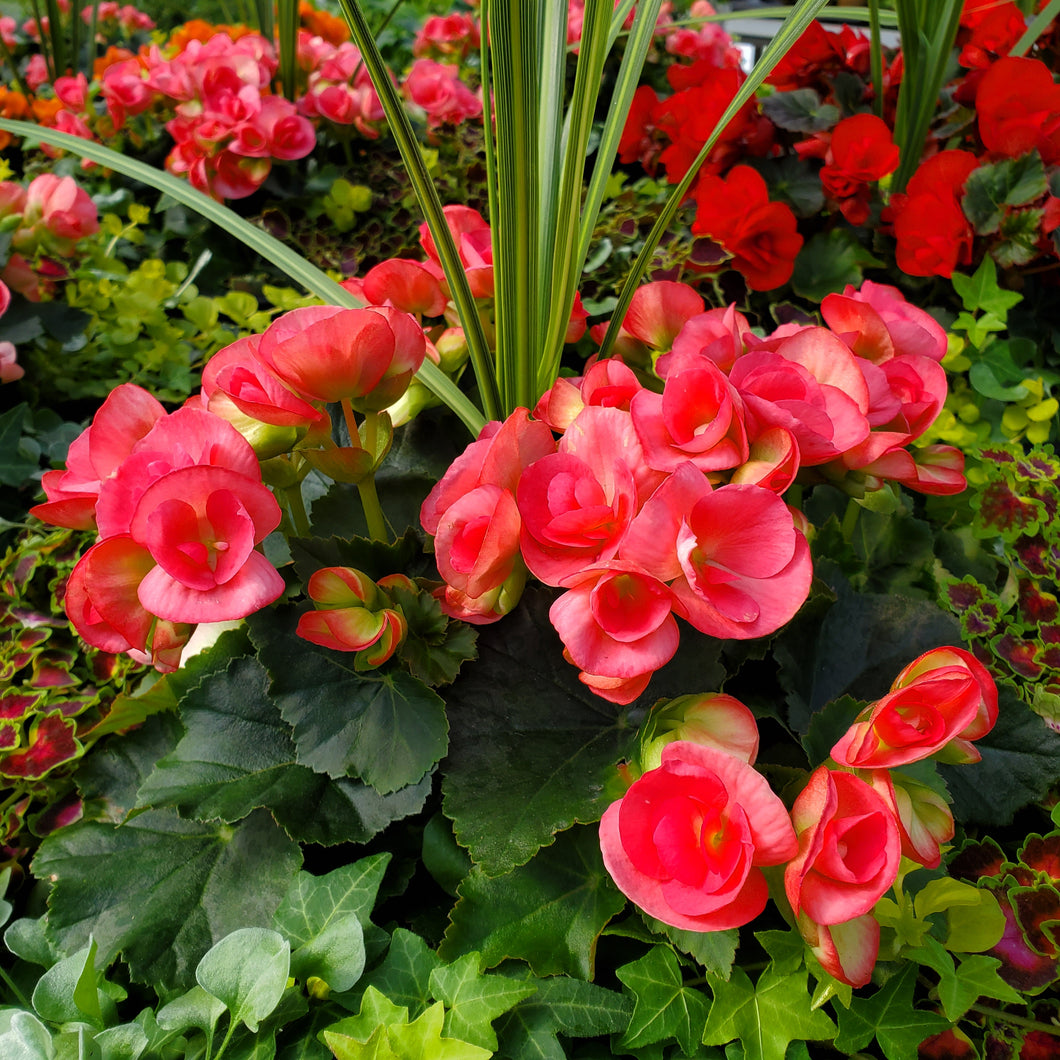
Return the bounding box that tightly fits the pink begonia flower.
[54,73,89,111]
[619,462,812,640]
[729,426,800,493]
[630,353,748,473]
[866,768,954,870]
[362,258,448,317]
[0,342,22,383]
[532,358,644,433]
[822,280,947,364]
[101,59,156,130]
[600,740,798,931]
[660,303,751,376]
[890,645,999,744]
[728,327,871,466]
[418,205,495,298]
[517,406,647,586]
[855,443,966,496]
[550,563,680,705]
[831,646,998,769]
[61,406,283,655]
[421,409,556,536]
[434,483,523,600]
[403,60,481,128]
[254,304,426,410]
[413,12,481,61]
[795,909,882,990]
[622,280,704,352]
[31,383,166,530]
[21,173,99,246]
[785,767,901,987]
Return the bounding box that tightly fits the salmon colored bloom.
[600,741,797,931]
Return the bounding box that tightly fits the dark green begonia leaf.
[791,229,883,303]
[34,808,301,992]
[441,585,645,877]
[441,825,626,980]
[248,607,447,794]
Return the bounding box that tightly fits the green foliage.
[790,228,884,302]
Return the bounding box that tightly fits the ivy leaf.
[494,972,632,1060]
[358,928,441,1015]
[645,917,738,980]
[134,656,430,845]
[940,685,1060,826]
[906,937,1021,1021]
[950,256,1022,318]
[442,585,639,876]
[249,608,447,794]
[273,859,386,993]
[428,952,537,1050]
[441,825,626,979]
[616,944,711,1056]
[833,964,949,1060]
[34,808,302,992]
[994,208,1045,269]
[387,1002,492,1060]
[802,695,865,768]
[701,966,836,1060]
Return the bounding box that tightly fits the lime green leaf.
[0,1012,55,1060]
[358,929,440,1016]
[950,257,1022,318]
[441,825,625,979]
[155,985,227,1047]
[31,939,105,1028]
[617,945,711,1055]
[248,609,447,794]
[906,937,1021,1021]
[35,808,301,992]
[702,966,836,1060]
[388,1002,492,1060]
[833,964,949,1060]
[428,953,537,1050]
[93,1021,150,1060]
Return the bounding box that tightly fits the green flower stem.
[343,401,389,543]
[0,964,30,1009]
[968,1003,1060,1036]
[282,483,311,538]
[841,497,861,542]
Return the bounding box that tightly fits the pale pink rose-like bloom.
[23,173,99,244]
[403,59,481,128]
[866,768,954,870]
[622,280,704,353]
[785,767,901,987]
[600,740,798,931]
[362,258,448,318]
[619,462,812,641]
[533,358,644,433]
[30,383,166,530]
[550,563,680,704]
[24,53,50,91]
[0,15,16,48]
[413,13,480,61]
[728,326,871,466]
[659,303,751,376]
[101,58,156,130]
[418,205,494,298]
[517,406,648,587]
[630,352,748,474]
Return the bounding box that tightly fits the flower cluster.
[600,646,999,987]
[422,274,964,703]
[0,172,98,300]
[31,298,429,669]
[10,4,483,201]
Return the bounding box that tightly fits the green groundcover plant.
[0,2,1060,1059]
